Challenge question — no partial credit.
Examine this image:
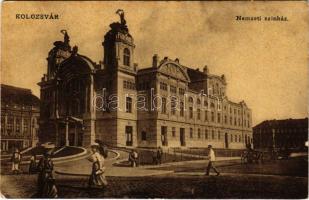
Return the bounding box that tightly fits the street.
[1,152,307,198]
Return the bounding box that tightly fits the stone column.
[65,118,69,146]
[89,75,96,145]
[74,124,78,146]
[55,122,59,146]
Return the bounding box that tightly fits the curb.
[55,169,174,177]
[140,157,241,169]
[1,147,88,165]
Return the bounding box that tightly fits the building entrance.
[225,133,229,148]
[180,128,186,146]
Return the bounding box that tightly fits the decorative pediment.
[157,61,190,82]
[55,54,95,82]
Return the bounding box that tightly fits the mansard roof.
[187,68,206,82]
[1,84,40,107]
[56,54,97,78]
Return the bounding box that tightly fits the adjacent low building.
[1,84,40,152]
[253,118,308,150]
[38,11,253,149]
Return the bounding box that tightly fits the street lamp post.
[272,128,276,150]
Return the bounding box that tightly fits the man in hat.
[11,148,21,174]
[205,145,220,176]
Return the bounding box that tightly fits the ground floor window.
[126,126,133,146]
[161,126,168,146]
[141,131,147,141]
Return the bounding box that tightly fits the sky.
[1,1,308,126]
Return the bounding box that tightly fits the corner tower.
[98,10,138,147]
[102,9,136,73]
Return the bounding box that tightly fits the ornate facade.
[1,84,40,152]
[38,11,252,149]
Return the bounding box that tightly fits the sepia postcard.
[1,1,308,199]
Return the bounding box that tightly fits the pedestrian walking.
[11,148,21,174]
[156,146,163,165]
[88,144,108,189]
[205,145,220,176]
[29,153,37,174]
[37,150,58,198]
[128,149,138,167]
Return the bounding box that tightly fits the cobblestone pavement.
[1,154,307,198]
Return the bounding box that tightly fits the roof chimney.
[152,54,159,68]
[203,65,209,74]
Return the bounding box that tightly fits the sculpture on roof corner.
[116,9,126,26]
[60,29,70,44]
[109,9,129,33]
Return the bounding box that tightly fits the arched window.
[197,98,201,104]
[123,48,130,66]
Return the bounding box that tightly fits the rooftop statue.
[116,9,126,26]
[60,29,70,45]
[109,9,129,34]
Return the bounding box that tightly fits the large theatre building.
[38,11,252,149]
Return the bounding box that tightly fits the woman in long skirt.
[88,144,108,189]
[29,153,37,174]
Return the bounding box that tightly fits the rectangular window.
[125,126,133,146]
[231,134,233,142]
[180,102,184,117]
[198,129,201,138]
[205,111,208,121]
[218,131,221,140]
[230,117,232,125]
[171,98,176,115]
[160,82,167,91]
[190,128,193,138]
[7,116,13,135]
[170,86,177,94]
[15,118,20,134]
[126,97,132,113]
[197,109,201,120]
[205,129,208,139]
[212,130,215,139]
[123,80,135,90]
[162,97,167,114]
[189,107,193,119]
[1,116,5,135]
[141,131,147,141]
[161,126,168,146]
[211,112,215,122]
[179,88,185,95]
[23,119,28,134]
[217,113,221,123]
[224,115,227,124]
[172,127,176,137]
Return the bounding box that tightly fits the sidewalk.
[55,155,240,177]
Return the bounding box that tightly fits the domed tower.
[102,9,136,73]
[46,30,72,80]
[99,10,138,147]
